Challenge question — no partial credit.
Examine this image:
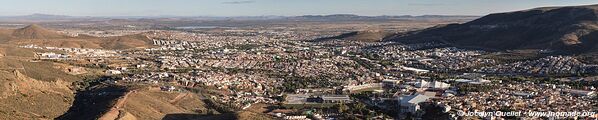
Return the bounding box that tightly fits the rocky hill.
[0,46,80,119]
[115,88,208,120]
[11,24,69,39]
[59,86,251,120]
[388,4,598,54]
[0,24,154,50]
[0,70,74,119]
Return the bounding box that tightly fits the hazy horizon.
[1,13,482,18]
[0,0,596,17]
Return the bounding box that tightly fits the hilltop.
[12,24,69,39]
[57,85,272,120]
[0,24,154,49]
[289,14,478,21]
[388,4,598,54]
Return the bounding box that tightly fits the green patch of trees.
[457,84,496,94]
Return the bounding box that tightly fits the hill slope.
[1,25,153,50]
[119,89,208,120]
[0,49,79,119]
[12,24,69,39]
[0,70,74,119]
[389,4,598,53]
[0,46,84,119]
[312,30,391,42]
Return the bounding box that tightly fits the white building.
[284,115,307,120]
[401,66,430,74]
[105,70,122,75]
[453,78,491,84]
[38,52,69,59]
[399,94,430,114]
[415,80,450,89]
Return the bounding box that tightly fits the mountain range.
[387,4,598,54]
[0,13,478,22]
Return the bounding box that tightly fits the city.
[0,1,597,120]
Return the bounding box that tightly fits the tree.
[335,102,348,114]
[354,102,366,115]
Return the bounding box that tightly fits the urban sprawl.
[22,24,598,120]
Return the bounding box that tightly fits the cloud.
[222,1,256,4]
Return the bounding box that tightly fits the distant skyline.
[0,0,596,16]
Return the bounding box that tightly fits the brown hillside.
[0,70,74,119]
[94,87,273,120]
[93,88,210,120]
[0,29,14,43]
[0,25,154,50]
[12,24,69,39]
[389,4,598,54]
[0,45,80,82]
[0,45,92,119]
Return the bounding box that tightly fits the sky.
[0,0,596,16]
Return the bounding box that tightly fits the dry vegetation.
[0,70,74,119]
[120,88,207,120]
[1,24,154,50]
[0,44,92,119]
